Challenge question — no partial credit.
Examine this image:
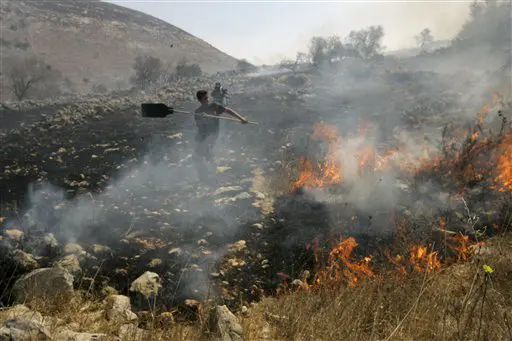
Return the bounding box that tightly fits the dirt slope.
[0,0,239,99]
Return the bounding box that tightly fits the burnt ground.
[0,68,510,314]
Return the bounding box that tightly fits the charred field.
[0,55,512,340]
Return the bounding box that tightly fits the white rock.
[0,317,51,340]
[105,295,138,324]
[129,271,162,298]
[12,268,74,306]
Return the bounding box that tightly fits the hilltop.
[0,0,239,100]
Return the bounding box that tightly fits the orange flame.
[314,237,374,288]
[294,122,343,189]
[492,133,512,192]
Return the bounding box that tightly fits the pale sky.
[107,0,471,65]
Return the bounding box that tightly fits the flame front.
[294,122,343,189]
[493,133,512,192]
[314,237,374,288]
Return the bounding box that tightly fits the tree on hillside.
[415,28,434,49]
[457,0,511,47]
[279,52,309,72]
[130,55,162,89]
[236,59,253,73]
[6,56,61,101]
[308,36,328,65]
[326,35,344,62]
[346,25,385,60]
[174,60,202,79]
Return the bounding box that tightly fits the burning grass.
[243,234,512,341]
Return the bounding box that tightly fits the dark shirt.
[194,103,226,136]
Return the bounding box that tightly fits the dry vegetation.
[0,1,511,340]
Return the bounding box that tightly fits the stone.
[12,268,74,307]
[54,330,109,341]
[215,186,243,196]
[23,233,60,258]
[64,243,84,256]
[118,324,148,341]
[155,312,175,328]
[11,250,38,271]
[2,305,43,324]
[54,254,82,277]
[206,305,243,341]
[129,272,162,299]
[3,229,24,242]
[0,317,51,340]
[105,295,138,324]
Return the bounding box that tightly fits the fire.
[314,237,374,288]
[409,246,442,273]
[294,122,343,189]
[492,133,512,192]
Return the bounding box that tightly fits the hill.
[0,0,239,100]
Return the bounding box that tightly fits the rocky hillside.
[0,0,239,99]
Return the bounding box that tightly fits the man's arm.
[221,106,248,124]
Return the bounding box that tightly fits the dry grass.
[241,234,512,341]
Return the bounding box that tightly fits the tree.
[174,60,202,79]
[326,35,345,63]
[346,25,385,60]
[308,36,328,65]
[6,56,61,101]
[415,28,434,49]
[130,55,162,89]
[236,59,254,73]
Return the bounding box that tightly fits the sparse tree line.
[2,0,508,101]
[130,55,256,90]
[280,25,387,70]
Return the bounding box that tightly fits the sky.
[107,0,472,65]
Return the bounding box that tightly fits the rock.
[229,240,247,253]
[11,250,38,271]
[100,286,118,298]
[129,271,162,299]
[206,305,243,341]
[155,312,174,328]
[3,229,24,242]
[147,258,162,268]
[215,186,243,196]
[64,243,84,256]
[253,191,266,200]
[2,305,43,324]
[12,268,74,307]
[54,255,82,277]
[129,272,162,310]
[105,295,138,325]
[118,324,148,341]
[91,244,112,256]
[23,233,60,258]
[0,317,51,340]
[54,330,109,341]
[215,192,252,205]
[168,247,182,256]
[251,223,263,230]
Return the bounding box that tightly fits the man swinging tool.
[193,89,249,181]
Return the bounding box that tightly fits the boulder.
[1,305,43,324]
[205,305,243,341]
[12,268,74,307]
[0,317,51,341]
[129,271,162,299]
[54,330,109,341]
[11,250,39,271]
[105,295,138,324]
[22,233,60,258]
[118,324,148,341]
[54,255,82,278]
